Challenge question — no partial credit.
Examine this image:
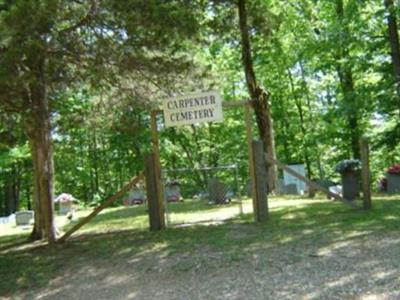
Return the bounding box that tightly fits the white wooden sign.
[162,91,223,128]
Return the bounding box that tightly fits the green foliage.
[0,144,29,171]
[203,0,399,182]
[0,0,203,212]
[0,0,400,212]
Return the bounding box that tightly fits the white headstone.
[60,202,73,215]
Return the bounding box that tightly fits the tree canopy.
[1,0,400,242]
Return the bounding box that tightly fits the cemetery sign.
[162,91,223,127]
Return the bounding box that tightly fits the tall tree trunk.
[4,180,12,216]
[191,125,209,187]
[287,69,313,178]
[33,108,56,243]
[0,190,4,217]
[237,0,278,193]
[336,65,360,158]
[384,0,400,117]
[277,94,291,163]
[28,139,45,240]
[2,122,20,215]
[24,65,57,243]
[91,131,100,193]
[335,0,360,159]
[299,61,324,178]
[88,137,96,199]
[26,183,32,211]
[5,168,19,215]
[208,123,219,167]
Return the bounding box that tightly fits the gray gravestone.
[341,172,359,201]
[165,183,181,202]
[15,211,34,226]
[277,179,285,195]
[129,187,146,204]
[208,178,229,204]
[283,183,297,195]
[60,202,73,215]
[387,174,400,194]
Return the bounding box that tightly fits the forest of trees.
[1,0,400,241]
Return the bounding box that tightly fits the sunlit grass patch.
[1,194,400,297]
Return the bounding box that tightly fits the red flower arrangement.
[387,164,400,175]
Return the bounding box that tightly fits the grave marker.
[208,178,230,204]
[15,211,34,226]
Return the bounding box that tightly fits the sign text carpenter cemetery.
[162,91,223,128]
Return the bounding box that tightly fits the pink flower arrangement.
[54,193,75,203]
[387,164,400,175]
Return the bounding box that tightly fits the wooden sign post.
[150,95,265,226]
[145,154,166,230]
[245,104,260,221]
[147,111,166,230]
[252,140,269,222]
[360,137,372,210]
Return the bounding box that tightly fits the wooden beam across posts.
[57,172,145,243]
[271,158,357,208]
[360,137,372,210]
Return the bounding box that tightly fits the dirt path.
[14,232,400,300]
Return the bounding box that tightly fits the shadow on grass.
[0,233,31,251]
[1,196,400,298]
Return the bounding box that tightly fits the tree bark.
[5,167,20,215]
[91,131,100,194]
[384,0,400,116]
[237,0,278,193]
[30,109,57,243]
[276,94,291,163]
[28,138,45,240]
[335,0,360,159]
[24,62,57,244]
[26,182,32,211]
[191,124,209,188]
[287,69,313,178]
[299,61,324,179]
[1,122,20,215]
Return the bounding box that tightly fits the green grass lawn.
[1,195,400,297]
